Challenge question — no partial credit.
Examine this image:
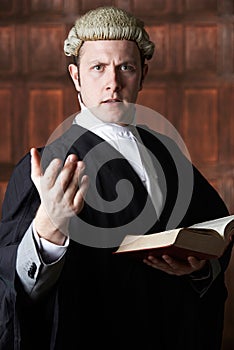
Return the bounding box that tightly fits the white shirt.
[73,105,163,216]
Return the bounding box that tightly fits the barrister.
[0,6,232,349]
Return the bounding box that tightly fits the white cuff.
[32,220,69,264]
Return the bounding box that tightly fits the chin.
[95,103,135,124]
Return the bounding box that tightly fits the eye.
[92,65,103,71]
[119,64,135,72]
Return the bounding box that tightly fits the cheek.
[81,76,100,91]
[80,84,100,107]
[128,77,142,94]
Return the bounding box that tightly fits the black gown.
[0,124,232,349]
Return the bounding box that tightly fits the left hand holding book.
[114,215,234,262]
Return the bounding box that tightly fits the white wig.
[64,6,155,60]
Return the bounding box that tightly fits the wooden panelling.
[81,0,115,13]
[115,0,132,11]
[146,23,220,78]
[146,25,170,74]
[220,0,234,15]
[166,86,183,130]
[217,175,233,211]
[219,23,234,74]
[0,89,12,163]
[185,24,218,73]
[185,0,218,12]
[220,177,234,215]
[232,24,234,74]
[63,84,80,117]
[28,25,66,75]
[28,89,64,148]
[169,24,184,73]
[219,86,234,162]
[0,0,16,15]
[182,88,218,163]
[11,85,30,163]
[133,0,169,14]
[136,88,183,142]
[0,26,16,74]
[133,0,184,15]
[137,88,166,116]
[29,0,65,13]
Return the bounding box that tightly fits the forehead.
[79,40,141,62]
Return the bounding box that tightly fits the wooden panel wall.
[0,0,234,348]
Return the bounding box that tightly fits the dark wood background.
[0,0,233,348]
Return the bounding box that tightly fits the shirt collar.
[73,94,137,134]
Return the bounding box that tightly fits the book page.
[117,229,181,252]
[188,215,234,238]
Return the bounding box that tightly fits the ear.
[68,64,81,91]
[139,64,148,91]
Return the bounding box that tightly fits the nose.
[105,67,122,92]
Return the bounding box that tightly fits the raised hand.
[30,148,89,245]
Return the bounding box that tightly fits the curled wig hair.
[64,6,155,60]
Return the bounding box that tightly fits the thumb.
[30,148,42,189]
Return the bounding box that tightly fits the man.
[0,6,232,349]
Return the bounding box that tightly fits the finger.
[63,161,85,198]
[73,174,89,213]
[77,161,86,185]
[43,158,62,189]
[187,256,206,270]
[55,157,78,194]
[64,154,78,166]
[162,255,199,276]
[30,148,42,181]
[144,255,169,269]
[143,257,175,275]
[161,255,181,270]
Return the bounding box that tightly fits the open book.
[114,215,234,261]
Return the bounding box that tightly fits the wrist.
[35,205,68,245]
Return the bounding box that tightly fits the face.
[69,40,148,124]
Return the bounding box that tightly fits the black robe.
[0,124,232,349]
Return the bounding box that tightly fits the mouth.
[101,98,122,104]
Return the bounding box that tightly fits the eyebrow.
[87,59,138,66]
[88,60,105,65]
